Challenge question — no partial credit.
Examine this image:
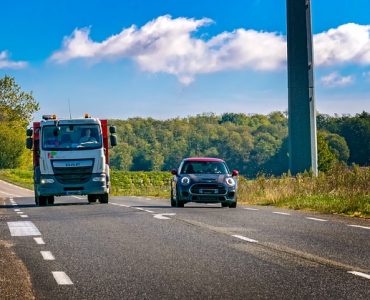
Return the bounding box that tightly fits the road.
[0,179,369,299]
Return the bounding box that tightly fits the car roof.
[183,157,225,163]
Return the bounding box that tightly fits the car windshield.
[42,124,102,150]
[180,161,229,174]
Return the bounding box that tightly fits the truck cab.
[26,114,117,206]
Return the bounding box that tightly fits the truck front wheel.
[39,196,48,206]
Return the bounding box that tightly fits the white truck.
[26,114,117,206]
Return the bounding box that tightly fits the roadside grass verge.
[1,165,369,218]
[239,164,370,218]
[0,169,33,190]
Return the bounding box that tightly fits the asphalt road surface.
[1,179,369,299]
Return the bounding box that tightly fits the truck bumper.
[36,173,108,197]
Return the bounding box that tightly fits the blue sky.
[0,0,369,120]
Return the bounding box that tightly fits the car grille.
[190,183,227,195]
[53,166,93,184]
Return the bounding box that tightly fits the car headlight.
[181,176,190,185]
[225,177,236,187]
[93,176,106,182]
[41,179,54,184]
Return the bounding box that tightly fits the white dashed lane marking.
[52,272,73,285]
[273,212,291,216]
[243,208,259,211]
[20,215,28,218]
[14,209,21,212]
[348,271,370,280]
[7,221,42,236]
[41,251,55,261]
[348,225,370,230]
[232,235,258,243]
[153,213,176,220]
[305,217,328,222]
[34,237,45,245]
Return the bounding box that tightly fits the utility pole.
[286,0,318,176]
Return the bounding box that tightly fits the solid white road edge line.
[34,237,45,245]
[306,217,328,222]
[41,251,55,260]
[348,271,370,280]
[52,272,73,285]
[272,212,291,215]
[243,208,259,211]
[348,225,370,230]
[232,235,258,243]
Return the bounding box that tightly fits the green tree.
[317,132,337,172]
[0,76,39,168]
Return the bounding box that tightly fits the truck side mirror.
[232,170,239,177]
[110,135,117,147]
[171,169,178,176]
[26,128,33,137]
[109,126,117,134]
[26,137,33,149]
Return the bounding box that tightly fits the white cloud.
[50,16,370,84]
[314,23,370,66]
[320,72,354,88]
[0,51,28,69]
[50,15,286,84]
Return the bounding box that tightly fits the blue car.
[171,157,239,208]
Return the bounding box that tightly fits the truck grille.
[53,166,93,184]
[190,183,227,195]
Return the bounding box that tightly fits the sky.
[0,0,369,120]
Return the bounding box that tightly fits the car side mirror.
[110,135,117,147]
[26,137,33,149]
[232,170,239,177]
[171,169,177,176]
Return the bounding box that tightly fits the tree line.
[1,75,368,176]
[110,111,369,177]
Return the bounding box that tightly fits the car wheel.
[229,201,237,208]
[99,193,109,204]
[170,189,176,207]
[88,194,98,203]
[176,190,184,208]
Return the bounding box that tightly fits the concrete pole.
[286,0,318,176]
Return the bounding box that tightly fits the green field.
[0,165,369,218]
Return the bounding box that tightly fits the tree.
[0,76,39,124]
[317,132,337,172]
[0,76,39,168]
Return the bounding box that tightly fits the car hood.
[187,174,228,183]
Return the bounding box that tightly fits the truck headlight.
[181,176,190,186]
[225,177,235,187]
[93,176,106,182]
[41,179,54,184]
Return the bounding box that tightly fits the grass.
[239,164,370,218]
[0,164,369,218]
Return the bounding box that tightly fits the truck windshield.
[180,161,229,174]
[42,124,102,150]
